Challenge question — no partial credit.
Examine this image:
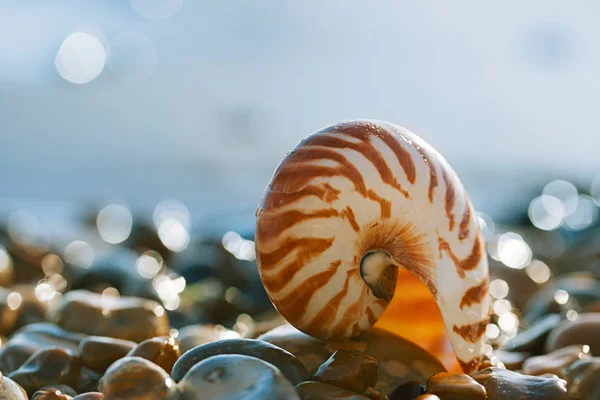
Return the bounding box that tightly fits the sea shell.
[255,120,490,372]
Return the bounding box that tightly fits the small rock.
[566,357,600,400]
[8,347,81,396]
[522,345,592,377]
[79,336,136,372]
[494,350,531,370]
[72,393,105,400]
[177,354,300,400]
[546,313,600,354]
[504,314,561,355]
[260,324,445,395]
[171,338,308,385]
[75,368,101,394]
[98,356,176,400]
[389,380,425,400]
[126,336,180,374]
[36,385,77,397]
[314,349,378,393]
[177,324,222,354]
[32,384,76,400]
[51,290,169,342]
[0,372,28,399]
[295,381,370,400]
[472,367,567,400]
[414,395,440,400]
[426,372,486,400]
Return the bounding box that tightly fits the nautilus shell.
[255,120,490,373]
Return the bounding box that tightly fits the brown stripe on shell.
[369,121,417,184]
[261,184,340,210]
[260,239,335,293]
[304,129,410,198]
[442,169,456,231]
[459,277,489,309]
[457,355,484,374]
[366,189,392,218]
[308,269,354,338]
[340,206,360,232]
[452,319,487,343]
[256,209,339,242]
[458,204,471,241]
[258,237,335,268]
[413,144,439,203]
[331,279,367,336]
[438,235,482,279]
[366,306,377,325]
[275,260,341,320]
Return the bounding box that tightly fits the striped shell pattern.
[255,120,490,373]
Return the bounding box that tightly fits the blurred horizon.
[1,0,600,232]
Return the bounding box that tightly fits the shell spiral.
[255,120,490,373]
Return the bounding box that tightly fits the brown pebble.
[8,347,81,396]
[415,395,440,400]
[52,290,169,342]
[426,372,486,400]
[73,393,105,400]
[98,356,175,400]
[566,357,600,400]
[79,336,136,372]
[494,350,531,370]
[31,387,73,400]
[546,313,600,355]
[75,367,102,394]
[126,336,180,374]
[314,349,378,394]
[0,372,28,399]
[177,324,222,354]
[522,345,592,378]
[295,381,370,399]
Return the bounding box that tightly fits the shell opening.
[360,250,398,302]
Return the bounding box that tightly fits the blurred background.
[1,1,600,368]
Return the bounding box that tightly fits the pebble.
[295,381,370,400]
[472,367,567,399]
[494,350,531,370]
[566,357,600,400]
[426,372,486,400]
[389,380,425,400]
[75,368,101,394]
[79,336,136,372]
[504,313,561,354]
[414,395,440,400]
[260,324,445,395]
[521,345,592,378]
[72,393,105,400]
[31,384,77,400]
[0,288,20,336]
[314,349,378,393]
[51,290,170,342]
[126,336,180,374]
[0,323,83,374]
[171,338,308,385]
[546,313,600,354]
[0,372,28,400]
[98,356,176,400]
[8,347,81,396]
[176,324,222,354]
[176,354,300,400]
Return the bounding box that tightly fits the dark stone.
[389,380,426,400]
[296,381,370,400]
[504,314,560,355]
[171,338,308,385]
[546,313,600,355]
[79,336,136,372]
[566,357,600,400]
[126,336,180,374]
[313,349,378,393]
[426,372,486,400]
[472,367,567,400]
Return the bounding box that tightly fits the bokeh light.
[493,299,512,316]
[153,274,186,310]
[130,0,184,20]
[528,195,565,231]
[158,219,190,252]
[97,204,133,244]
[0,246,12,273]
[35,281,56,302]
[476,212,495,242]
[564,194,598,231]
[566,310,578,321]
[64,240,94,268]
[525,260,551,284]
[41,254,64,275]
[8,210,42,246]
[7,292,22,310]
[221,231,256,261]
[486,323,500,339]
[489,279,509,299]
[543,180,579,215]
[497,313,519,333]
[554,289,569,305]
[55,32,106,84]
[497,232,531,269]
[136,252,163,279]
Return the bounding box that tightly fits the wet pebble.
[126,336,180,374]
[426,372,486,400]
[177,324,222,354]
[494,350,531,370]
[504,313,560,355]
[72,393,104,400]
[0,323,83,375]
[389,380,425,400]
[31,384,77,400]
[295,381,370,400]
[0,372,28,399]
[78,336,135,373]
[51,290,169,342]
[260,324,445,395]
[521,344,591,378]
[177,354,300,400]
[566,357,600,400]
[546,313,600,354]
[171,338,308,385]
[472,367,567,399]
[98,356,176,400]
[314,349,378,393]
[8,347,81,396]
